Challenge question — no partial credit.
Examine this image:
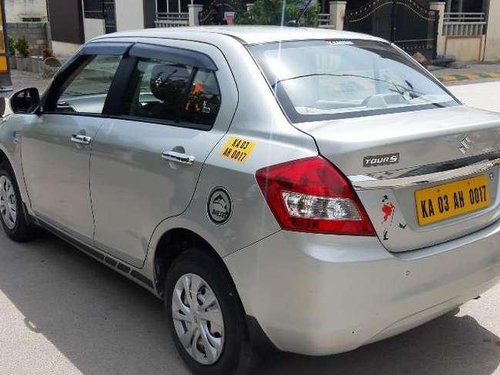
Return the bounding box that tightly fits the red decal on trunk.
[382,203,395,222]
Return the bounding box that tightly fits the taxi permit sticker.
[220,136,256,163]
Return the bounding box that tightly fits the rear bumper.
[224,221,500,356]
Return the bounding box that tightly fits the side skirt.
[37,219,157,294]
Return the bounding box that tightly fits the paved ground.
[0,72,499,374]
[10,69,51,95]
[431,62,500,84]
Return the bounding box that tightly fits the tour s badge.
[207,188,232,224]
[363,153,400,168]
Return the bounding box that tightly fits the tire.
[165,248,255,375]
[0,166,37,242]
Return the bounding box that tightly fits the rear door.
[90,40,237,267]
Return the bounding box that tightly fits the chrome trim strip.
[350,157,500,190]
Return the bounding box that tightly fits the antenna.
[287,0,315,27]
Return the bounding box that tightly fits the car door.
[21,46,126,242]
[89,41,238,267]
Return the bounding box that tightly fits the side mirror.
[10,88,40,114]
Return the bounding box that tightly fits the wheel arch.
[0,144,32,211]
[0,146,22,189]
[152,227,235,299]
[0,146,14,169]
[151,225,274,354]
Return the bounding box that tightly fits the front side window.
[54,54,122,114]
[248,40,458,123]
[120,57,221,129]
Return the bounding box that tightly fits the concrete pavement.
[431,63,500,84]
[0,76,499,375]
[10,69,51,95]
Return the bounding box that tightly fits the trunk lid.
[299,105,500,252]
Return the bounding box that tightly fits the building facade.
[5,0,47,23]
[5,0,49,56]
[44,0,500,61]
[45,0,158,56]
[326,0,498,61]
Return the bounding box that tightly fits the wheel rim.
[171,273,225,365]
[0,175,17,230]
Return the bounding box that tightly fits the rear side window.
[248,40,458,123]
[54,55,122,114]
[120,57,221,129]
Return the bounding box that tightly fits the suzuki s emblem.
[458,136,472,155]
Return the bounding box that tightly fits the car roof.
[93,25,386,45]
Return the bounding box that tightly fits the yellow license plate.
[415,175,491,226]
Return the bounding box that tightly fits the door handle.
[71,134,92,145]
[161,151,195,165]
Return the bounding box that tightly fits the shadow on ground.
[257,314,500,375]
[0,230,498,375]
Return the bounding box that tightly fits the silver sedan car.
[1,26,499,374]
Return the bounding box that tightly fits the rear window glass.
[248,40,458,123]
[120,57,221,129]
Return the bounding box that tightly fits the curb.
[437,72,500,82]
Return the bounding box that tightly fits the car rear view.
[224,37,500,356]
[2,26,499,375]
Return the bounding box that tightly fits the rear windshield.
[248,40,458,123]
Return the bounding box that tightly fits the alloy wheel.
[0,175,17,230]
[171,273,225,365]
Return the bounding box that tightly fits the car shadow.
[0,230,498,375]
[256,312,500,375]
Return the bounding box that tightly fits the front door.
[21,53,123,242]
[89,43,237,267]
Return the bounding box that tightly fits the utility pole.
[45,0,53,51]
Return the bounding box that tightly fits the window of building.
[445,0,486,13]
[84,0,104,19]
[21,17,43,22]
[156,0,188,14]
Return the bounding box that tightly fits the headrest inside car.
[150,64,191,102]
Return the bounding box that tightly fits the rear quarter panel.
[143,38,319,279]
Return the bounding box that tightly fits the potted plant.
[8,36,16,69]
[14,37,30,71]
[7,36,16,69]
[42,48,54,60]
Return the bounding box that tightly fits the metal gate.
[344,0,439,59]
[103,0,117,34]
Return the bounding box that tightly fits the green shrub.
[235,0,318,27]
[8,36,15,56]
[14,37,30,58]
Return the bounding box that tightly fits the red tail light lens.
[256,157,375,235]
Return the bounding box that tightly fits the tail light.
[256,156,375,235]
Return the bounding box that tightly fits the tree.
[235,0,318,27]
[8,36,16,56]
[14,37,30,58]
